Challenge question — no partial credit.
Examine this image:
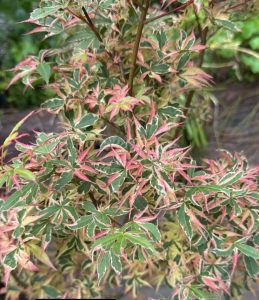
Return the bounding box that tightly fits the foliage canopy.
[0,1,258,299]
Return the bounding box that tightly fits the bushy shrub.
[0,1,258,299]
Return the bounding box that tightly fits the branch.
[66,7,126,83]
[81,7,114,61]
[66,7,113,60]
[81,7,104,44]
[128,0,150,96]
[144,0,193,25]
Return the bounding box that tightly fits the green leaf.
[34,139,59,155]
[78,182,91,194]
[214,19,240,32]
[125,233,155,252]
[243,256,259,277]
[213,246,234,257]
[240,54,259,74]
[137,222,161,242]
[150,174,165,195]
[0,174,8,188]
[67,29,100,49]
[186,185,231,197]
[87,221,96,238]
[1,183,37,211]
[177,52,190,70]
[95,163,124,174]
[110,251,122,274]
[55,171,73,190]
[236,244,259,259]
[104,208,126,217]
[100,136,131,152]
[29,243,56,269]
[177,204,193,240]
[250,36,259,50]
[219,171,243,186]
[184,38,195,50]
[43,286,61,298]
[99,0,115,10]
[134,196,148,211]
[110,171,127,192]
[146,117,159,139]
[247,192,259,200]
[12,226,24,238]
[68,215,92,230]
[97,252,110,282]
[64,205,79,221]
[31,6,62,20]
[83,202,97,213]
[37,63,51,84]
[15,168,35,181]
[94,211,112,228]
[40,205,60,219]
[92,232,122,251]
[158,105,182,119]
[254,233,259,246]
[3,250,17,270]
[67,137,77,166]
[75,113,98,129]
[156,29,167,49]
[151,64,169,74]
[190,285,218,300]
[41,98,64,110]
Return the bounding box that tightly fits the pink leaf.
[135,213,159,223]
[202,276,220,291]
[80,164,97,174]
[77,143,94,162]
[74,170,93,183]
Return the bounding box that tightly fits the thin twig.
[144,0,193,25]
[66,7,113,60]
[81,7,128,83]
[81,7,104,44]
[66,7,126,83]
[128,0,150,96]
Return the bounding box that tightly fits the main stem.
[128,0,150,96]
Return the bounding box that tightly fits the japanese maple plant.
[0,0,258,299]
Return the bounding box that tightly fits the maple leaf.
[105,85,144,120]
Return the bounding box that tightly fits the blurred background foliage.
[0,0,54,109]
[180,4,259,151]
[0,0,258,153]
[206,14,259,81]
